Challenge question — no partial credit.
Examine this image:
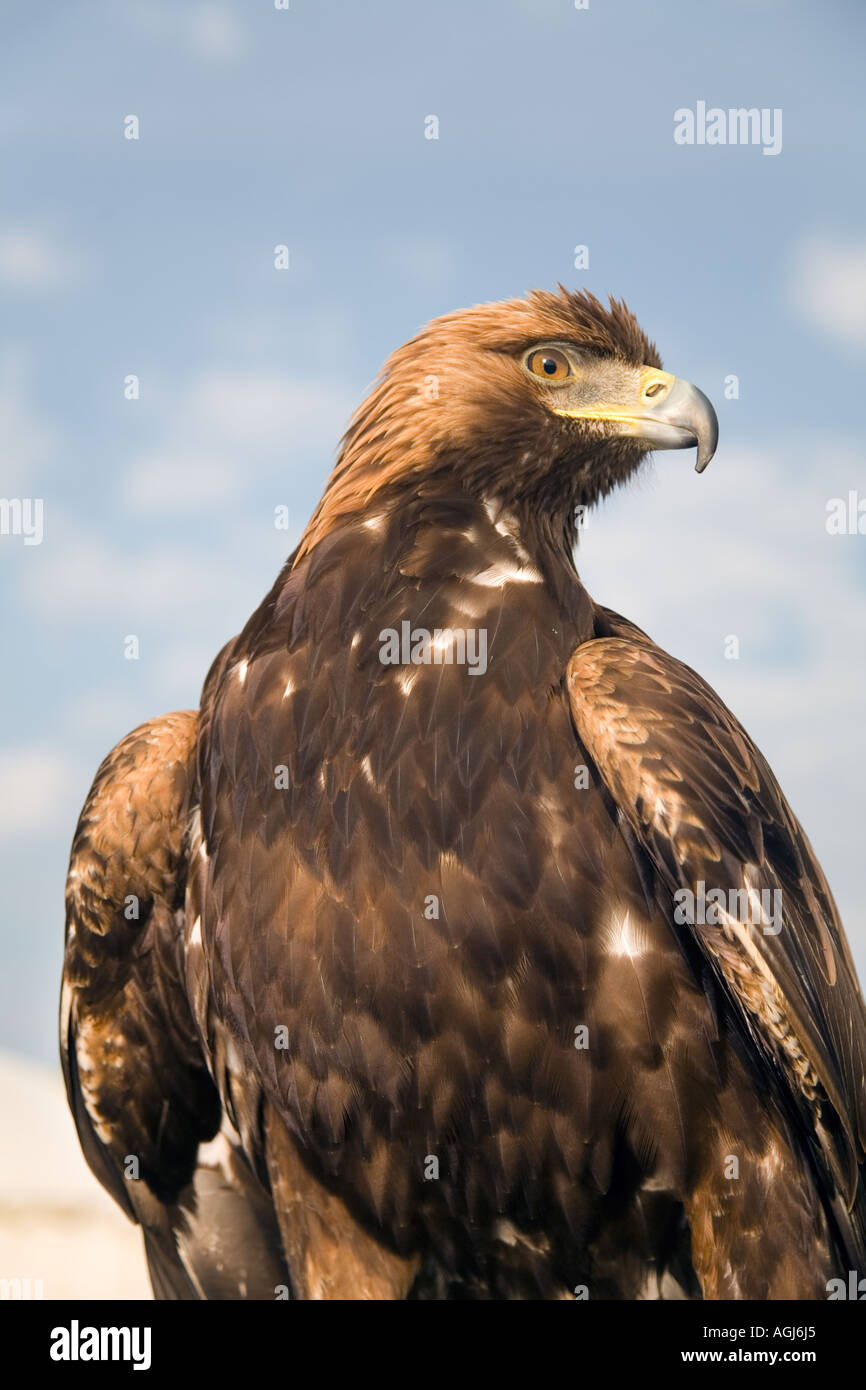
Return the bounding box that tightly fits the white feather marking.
[482,498,533,560]
[471,561,542,587]
[607,908,647,959]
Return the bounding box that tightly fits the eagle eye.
[525,347,572,383]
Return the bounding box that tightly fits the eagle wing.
[61,712,290,1299]
[566,628,866,1249]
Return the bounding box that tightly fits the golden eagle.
[61,289,866,1299]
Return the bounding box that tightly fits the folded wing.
[61,712,289,1299]
[567,631,866,1261]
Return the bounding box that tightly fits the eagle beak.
[554,366,719,473]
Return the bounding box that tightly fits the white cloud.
[185,371,356,451]
[0,229,81,292]
[121,3,247,64]
[120,369,357,514]
[17,512,292,640]
[61,688,145,742]
[0,353,58,489]
[788,234,866,348]
[0,746,82,835]
[21,529,241,618]
[187,4,247,61]
[121,450,240,513]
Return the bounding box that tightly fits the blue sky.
[2,0,865,1063]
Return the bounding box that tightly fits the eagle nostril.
[644,381,666,399]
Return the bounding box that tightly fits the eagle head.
[301,287,718,559]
